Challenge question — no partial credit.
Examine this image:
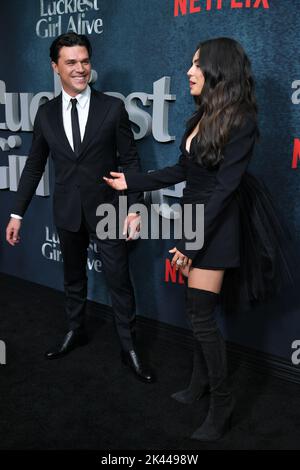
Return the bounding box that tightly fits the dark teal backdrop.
[0,0,299,360]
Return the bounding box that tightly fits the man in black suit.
[6,32,154,383]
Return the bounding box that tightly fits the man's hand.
[6,218,22,246]
[123,213,141,241]
[103,172,128,191]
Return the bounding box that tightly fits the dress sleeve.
[176,118,257,260]
[125,153,188,192]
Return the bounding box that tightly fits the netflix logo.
[291,80,300,169]
[164,259,185,285]
[292,139,300,169]
[174,0,270,16]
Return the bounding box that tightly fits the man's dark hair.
[50,32,92,63]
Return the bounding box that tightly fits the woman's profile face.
[187,50,205,96]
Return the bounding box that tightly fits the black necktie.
[70,98,81,156]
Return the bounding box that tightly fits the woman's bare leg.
[188,267,225,293]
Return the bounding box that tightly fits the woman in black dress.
[104,38,290,441]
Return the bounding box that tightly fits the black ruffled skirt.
[222,172,295,311]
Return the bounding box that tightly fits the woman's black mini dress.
[125,118,293,304]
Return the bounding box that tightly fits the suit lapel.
[49,89,111,161]
[78,89,111,159]
[50,94,77,160]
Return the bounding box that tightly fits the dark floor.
[0,272,300,451]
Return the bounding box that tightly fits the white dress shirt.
[11,86,91,220]
[62,85,91,150]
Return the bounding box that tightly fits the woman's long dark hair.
[188,37,258,168]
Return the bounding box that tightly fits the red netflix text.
[292,138,300,169]
[164,259,185,285]
[174,0,270,16]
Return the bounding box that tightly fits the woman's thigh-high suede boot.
[187,287,234,442]
[171,288,210,404]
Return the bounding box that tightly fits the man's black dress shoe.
[121,349,155,383]
[45,329,88,359]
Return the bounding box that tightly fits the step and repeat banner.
[0,0,300,361]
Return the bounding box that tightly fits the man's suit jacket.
[13,88,142,231]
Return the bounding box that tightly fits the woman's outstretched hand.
[103,172,128,191]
